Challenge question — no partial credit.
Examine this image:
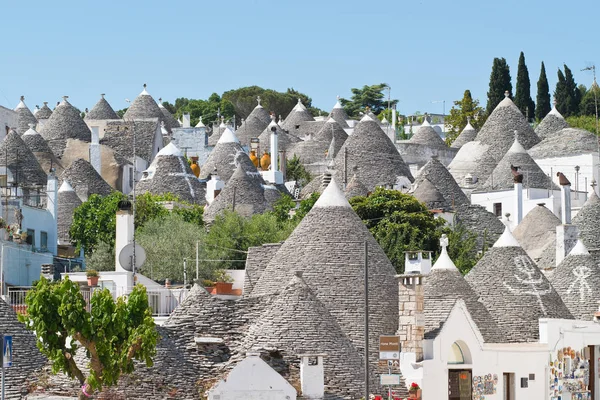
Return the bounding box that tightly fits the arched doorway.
[448,341,472,400]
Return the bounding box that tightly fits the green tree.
[444,90,486,145]
[285,155,312,187]
[441,223,482,275]
[566,115,599,135]
[339,83,398,117]
[135,214,207,282]
[555,64,582,117]
[70,192,204,256]
[161,101,177,115]
[19,278,159,399]
[350,188,445,272]
[579,82,599,117]
[514,52,535,120]
[171,95,235,127]
[535,62,551,121]
[486,57,512,115]
[85,240,115,272]
[116,108,127,118]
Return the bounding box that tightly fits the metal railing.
[6,286,189,317]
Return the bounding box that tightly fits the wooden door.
[449,369,472,400]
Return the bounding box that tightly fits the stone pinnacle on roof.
[14,95,38,135]
[431,234,457,271]
[195,116,205,128]
[86,93,120,120]
[36,102,53,120]
[329,96,350,128]
[123,84,167,130]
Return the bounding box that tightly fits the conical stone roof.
[344,174,369,199]
[204,163,276,222]
[314,118,348,156]
[243,273,366,399]
[258,120,302,152]
[164,284,212,326]
[60,158,113,201]
[450,120,478,149]
[14,96,38,135]
[528,128,599,159]
[410,120,447,148]
[414,156,469,208]
[281,99,314,131]
[513,203,560,262]
[287,137,330,166]
[333,116,413,191]
[35,102,52,120]
[22,124,63,175]
[572,190,600,252]
[535,106,569,140]
[551,240,600,320]
[424,237,505,342]
[40,96,92,158]
[475,95,540,152]
[135,142,206,204]
[158,99,181,130]
[123,85,166,129]
[480,137,554,191]
[199,128,257,182]
[251,179,399,354]
[465,227,573,342]
[235,104,271,147]
[57,180,82,244]
[0,297,46,397]
[329,98,349,128]
[412,177,448,210]
[0,129,47,185]
[86,94,120,120]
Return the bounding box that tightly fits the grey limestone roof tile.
[465,233,573,342]
[528,128,600,159]
[199,131,257,182]
[513,203,560,261]
[100,118,162,164]
[40,97,92,159]
[314,118,348,156]
[258,121,302,152]
[550,241,600,320]
[242,273,367,399]
[413,156,469,208]
[0,297,46,398]
[453,203,505,248]
[250,181,399,355]
[122,86,166,129]
[158,100,181,130]
[35,102,53,120]
[235,111,271,147]
[85,94,120,120]
[344,174,369,199]
[14,97,38,135]
[0,129,48,186]
[57,181,82,244]
[329,99,350,128]
[424,268,505,342]
[450,121,478,149]
[410,121,447,148]
[572,191,600,252]
[286,138,331,166]
[204,163,278,223]
[535,107,569,140]
[135,143,206,204]
[22,126,64,175]
[292,120,326,138]
[333,116,414,191]
[478,138,555,191]
[298,173,328,199]
[411,177,448,210]
[60,158,113,201]
[244,243,283,295]
[281,100,315,131]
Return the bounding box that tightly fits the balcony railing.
[6,286,188,317]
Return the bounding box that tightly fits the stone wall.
[397,274,424,362]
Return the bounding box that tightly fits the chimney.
[279,150,286,181]
[46,170,58,221]
[397,274,425,362]
[262,126,283,185]
[392,105,397,130]
[404,251,432,275]
[183,113,191,128]
[555,172,577,266]
[514,180,523,225]
[299,354,325,399]
[205,169,224,205]
[115,200,134,272]
[89,126,102,175]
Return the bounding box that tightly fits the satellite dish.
[118,243,147,272]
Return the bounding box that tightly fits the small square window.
[493,203,502,217]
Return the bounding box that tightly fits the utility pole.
[364,240,369,400]
[581,65,599,190]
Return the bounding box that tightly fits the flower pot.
[87,276,99,286]
[408,389,421,399]
[214,282,233,295]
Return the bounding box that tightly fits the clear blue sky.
[1,0,597,116]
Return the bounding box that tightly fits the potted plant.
[86,269,99,286]
[201,279,215,293]
[408,382,421,399]
[213,270,233,295]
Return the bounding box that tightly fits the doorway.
[449,369,472,400]
[503,373,515,400]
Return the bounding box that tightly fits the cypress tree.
[486,57,512,115]
[514,52,535,120]
[554,69,568,115]
[535,62,551,120]
[555,64,582,117]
